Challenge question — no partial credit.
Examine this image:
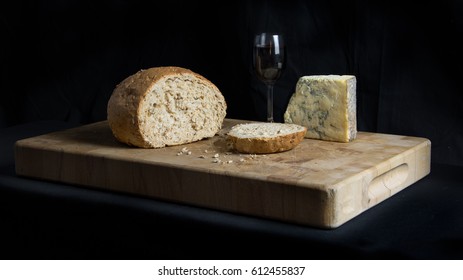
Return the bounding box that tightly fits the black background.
[2,0,463,166]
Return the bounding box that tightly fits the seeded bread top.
[227,122,306,139]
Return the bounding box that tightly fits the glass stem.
[267,84,274,122]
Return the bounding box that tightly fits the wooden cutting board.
[14,119,431,228]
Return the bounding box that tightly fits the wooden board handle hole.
[368,163,409,206]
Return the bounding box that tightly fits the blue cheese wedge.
[284,75,357,142]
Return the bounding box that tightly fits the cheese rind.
[284,75,357,142]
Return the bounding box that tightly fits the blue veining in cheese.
[284,75,357,142]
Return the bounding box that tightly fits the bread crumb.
[176,147,192,156]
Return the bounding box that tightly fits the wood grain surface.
[14,119,431,228]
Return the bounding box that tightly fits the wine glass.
[253,32,286,122]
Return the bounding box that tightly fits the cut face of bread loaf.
[107,66,227,148]
[227,122,307,154]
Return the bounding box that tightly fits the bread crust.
[107,66,226,148]
[227,124,307,154]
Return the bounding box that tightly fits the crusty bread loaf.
[107,66,227,148]
[227,122,307,154]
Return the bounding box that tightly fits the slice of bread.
[227,122,307,154]
[107,66,227,148]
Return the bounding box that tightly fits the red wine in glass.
[253,33,285,122]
